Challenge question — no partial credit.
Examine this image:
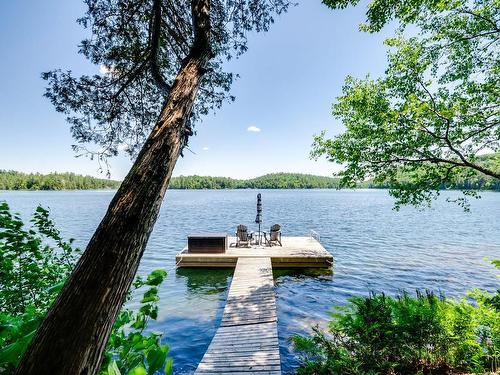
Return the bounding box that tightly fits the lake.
[1,189,499,374]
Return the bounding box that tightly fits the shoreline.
[1,187,499,192]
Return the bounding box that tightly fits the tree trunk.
[15,1,211,374]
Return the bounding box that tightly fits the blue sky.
[0,1,393,180]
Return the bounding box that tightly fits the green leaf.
[107,360,122,375]
[146,345,168,375]
[131,314,146,330]
[140,288,159,304]
[0,330,36,366]
[127,365,147,375]
[139,304,158,320]
[46,280,66,294]
[145,269,167,286]
[164,357,173,375]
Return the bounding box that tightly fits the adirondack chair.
[236,224,252,247]
[264,224,282,247]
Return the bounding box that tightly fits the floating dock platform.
[176,236,333,268]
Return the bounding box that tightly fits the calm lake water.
[1,189,499,374]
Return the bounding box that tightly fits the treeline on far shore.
[1,159,499,191]
[170,154,500,190]
[169,173,341,189]
[170,172,499,191]
[0,171,121,190]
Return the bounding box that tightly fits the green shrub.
[293,288,500,374]
[0,202,79,315]
[472,260,500,313]
[0,202,172,375]
[100,269,172,375]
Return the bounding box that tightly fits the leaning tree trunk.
[15,1,211,374]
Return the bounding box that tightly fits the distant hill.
[169,173,341,189]
[2,156,498,191]
[0,171,121,190]
[170,154,500,191]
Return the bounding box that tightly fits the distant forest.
[169,173,341,189]
[0,171,121,190]
[1,153,498,191]
[170,154,499,190]
[169,171,499,190]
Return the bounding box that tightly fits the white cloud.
[202,146,209,151]
[247,125,261,133]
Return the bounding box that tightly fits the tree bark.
[15,1,211,374]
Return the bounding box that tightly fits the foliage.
[170,169,500,191]
[0,170,121,190]
[3,168,498,191]
[293,288,500,375]
[322,0,458,33]
[471,260,500,314]
[99,269,171,375]
[0,202,171,374]
[0,202,79,315]
[0,202,80,373]
[42,0,293,166]
[313,0,500,209]
[359,153,500,191]
[0,308,42,375]
[169,173,341,189]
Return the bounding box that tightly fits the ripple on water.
[1,189,499,374]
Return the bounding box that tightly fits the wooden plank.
[205,341,278,349]
[202,352,280,358]
[199,347,279,355]
[201,344,279,352]
[214,325,277,334]
[220,315,276,322]
[197,365,281,372]
[209,333,277,342]
[212,330,278,339]
[194,258,281,374]
[201,352,280,359]
[207,338,278,346]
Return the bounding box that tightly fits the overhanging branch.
[150,0,171,93]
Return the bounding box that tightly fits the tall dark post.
[255,193,262,245]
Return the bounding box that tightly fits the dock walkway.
[194,257,281,374]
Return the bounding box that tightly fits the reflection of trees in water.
[175,268,234,296]
[273,268,333,285]
[176,267,333,291]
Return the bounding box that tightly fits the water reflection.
[1,189,498,374]
[175,268,233,297]
[273,267,333,280]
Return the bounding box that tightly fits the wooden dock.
[194,257,281,374]
[185,236,332,373]
[176,236,332,268]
